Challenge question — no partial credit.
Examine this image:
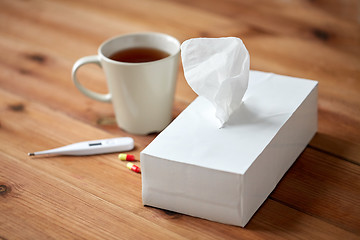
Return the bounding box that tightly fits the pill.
[127,163,141,173]
[118,153,135,161]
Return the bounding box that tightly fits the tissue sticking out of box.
[181,37,250,127]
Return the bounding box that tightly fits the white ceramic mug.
[72,32,180,135]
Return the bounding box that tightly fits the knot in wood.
[0,185,9,195]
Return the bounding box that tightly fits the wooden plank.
[49,0,242,39]
[310,133,360,165]
[172,0,360,56]
[1,88,359,239]
[0,153,187,240]
[270,147,360,234]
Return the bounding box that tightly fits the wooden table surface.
[1,0,359,239]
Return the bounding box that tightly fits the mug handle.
[72,55,112,102]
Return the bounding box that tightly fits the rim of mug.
[98,32,180,65]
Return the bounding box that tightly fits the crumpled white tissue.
[181,37,250,127]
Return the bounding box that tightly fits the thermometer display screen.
[89,142,102,147]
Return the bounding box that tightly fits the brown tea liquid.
[109,47,170,63]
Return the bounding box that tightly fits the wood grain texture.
[0,0,359,239]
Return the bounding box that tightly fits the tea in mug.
[109,47,170,63]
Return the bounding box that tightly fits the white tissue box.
[141,70,318,227]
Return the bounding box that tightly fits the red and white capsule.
[118,153,135,161]
[127,162,141,173]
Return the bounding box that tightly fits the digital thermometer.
[28,137,134,156]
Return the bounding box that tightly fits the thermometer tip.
[28,153,35,156]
